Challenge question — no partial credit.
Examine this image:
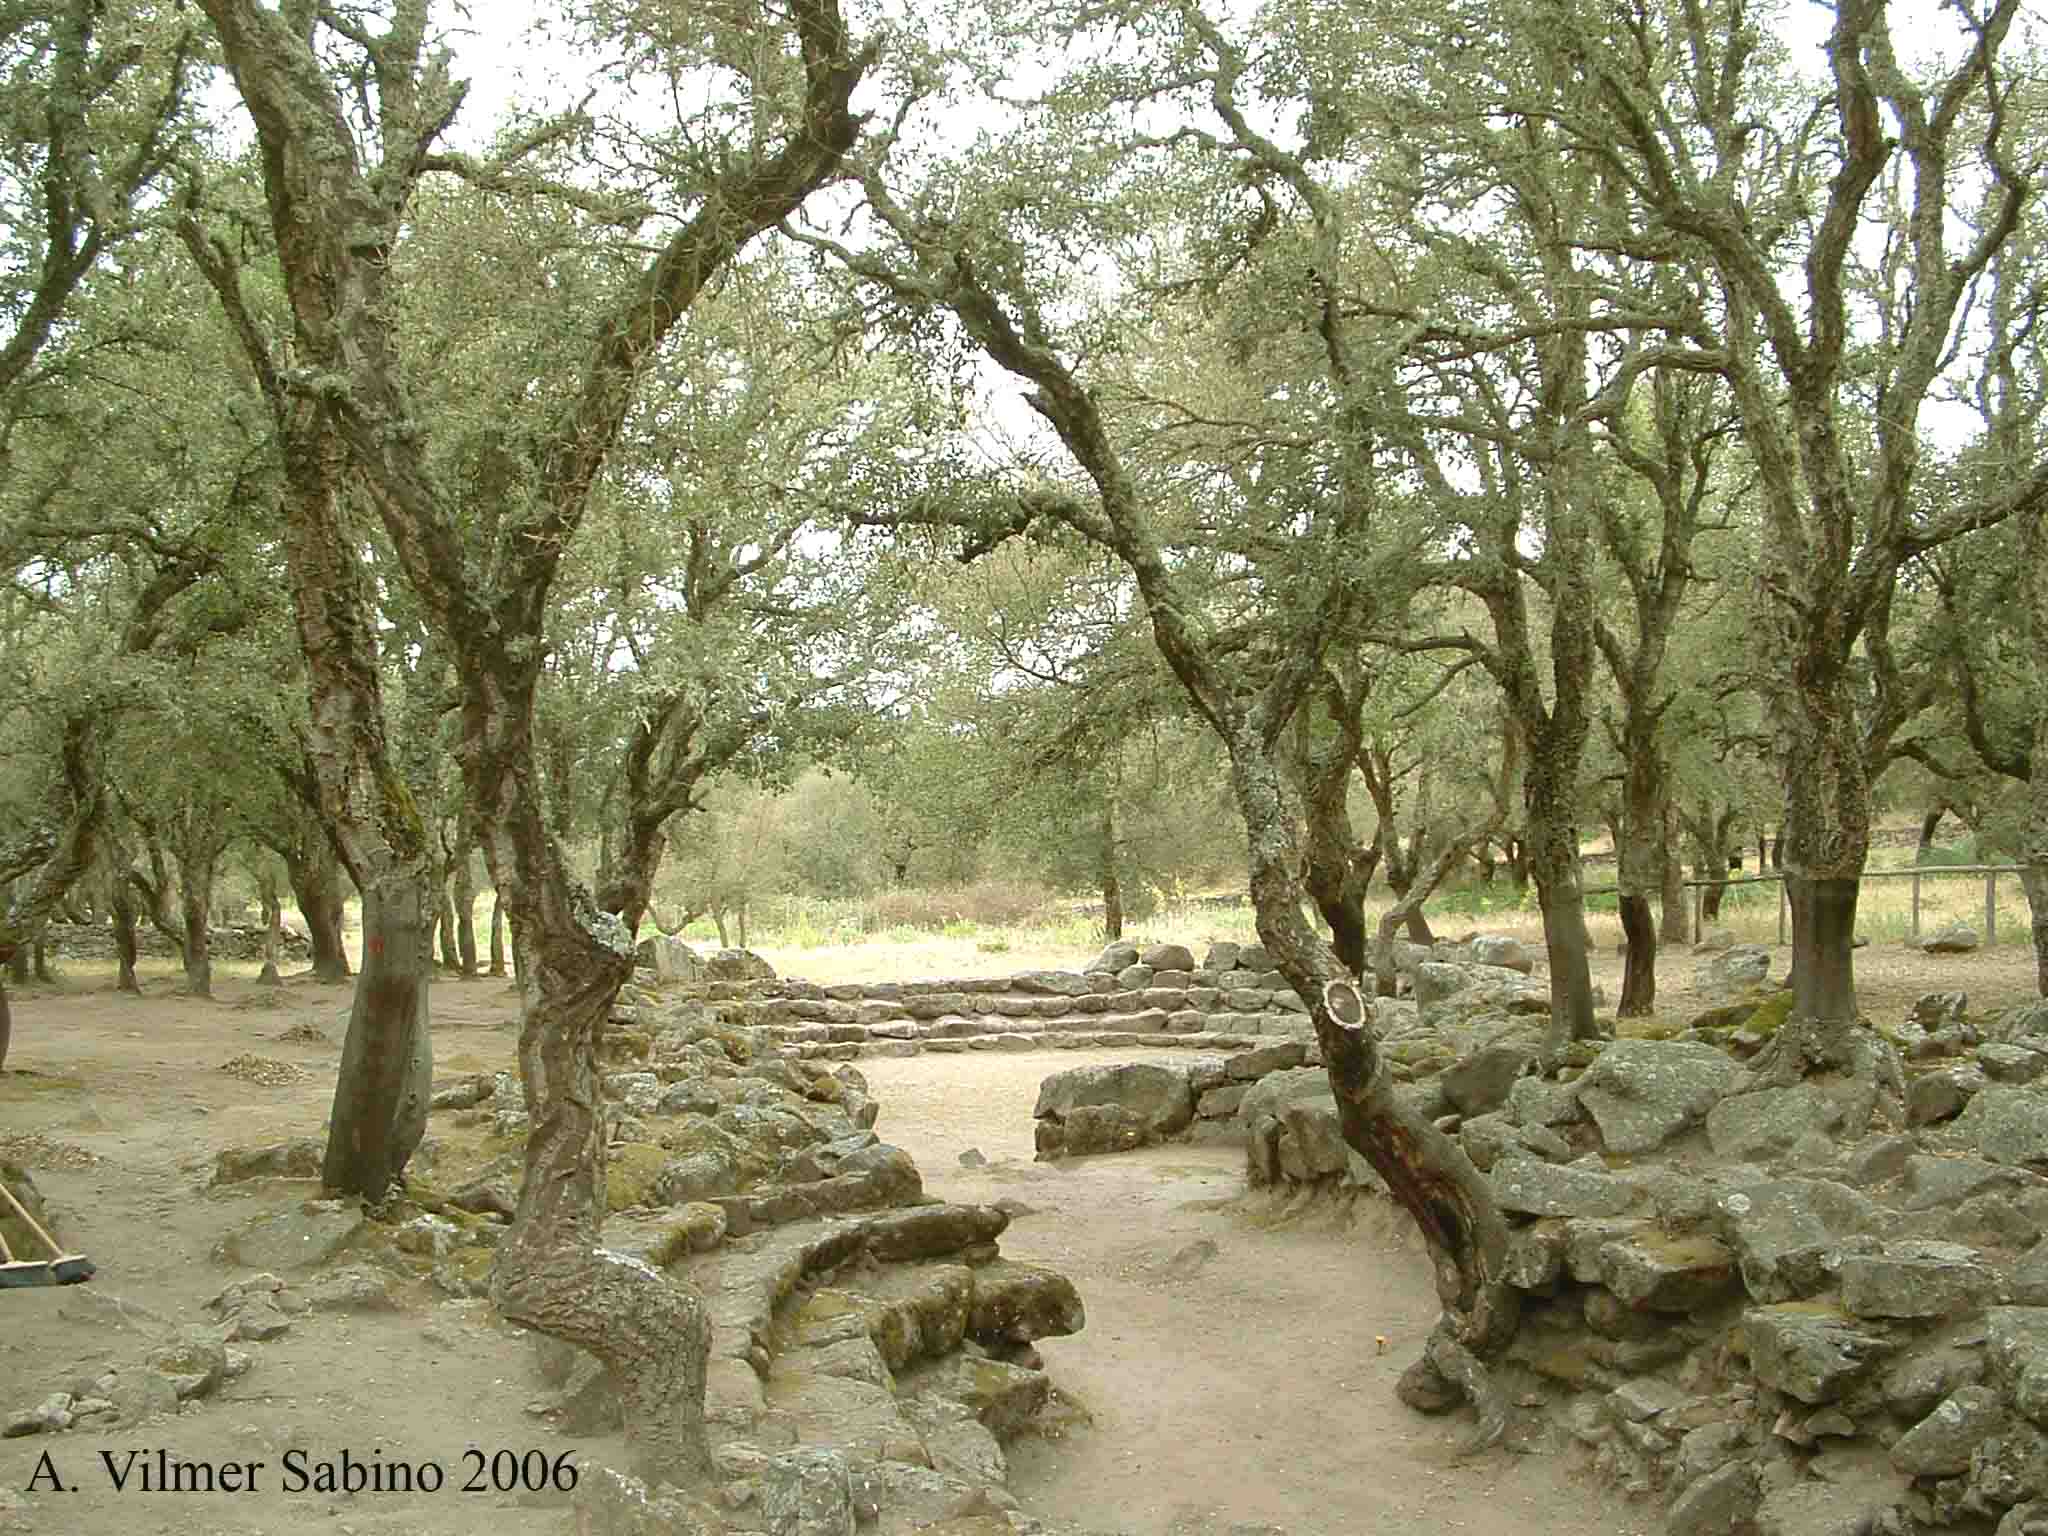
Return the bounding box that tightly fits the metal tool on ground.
[0,1175,94,1287]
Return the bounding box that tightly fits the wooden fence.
[1583,864,2028,946]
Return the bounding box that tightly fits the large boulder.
[1139,942,1196,972]
[1919,922,1981,955]
[637,934,704,985]
[1442,1042,1535,1117]
[1743,1305,1890,1404]
[1699,944,1771,992]
[1575,1039,1743,1155]
[704,948,776,982]
[1470,934,1535,974]
[1033,1063,1195,1158]
[1412,962,1549,1028]
[1957,1087,2048,1170]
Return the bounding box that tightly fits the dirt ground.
[0,933,2039,1536]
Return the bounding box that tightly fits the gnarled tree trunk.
[285,834,352,983]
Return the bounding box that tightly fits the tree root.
[1395,1318,1512,1459]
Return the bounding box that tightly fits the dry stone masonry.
[1217,946,2048,1536]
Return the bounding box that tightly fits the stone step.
[776,1026,1301,1062]
[750,1006,1308,1047]
[726,983,1309,1029]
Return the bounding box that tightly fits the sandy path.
[858,1051,1645,1536]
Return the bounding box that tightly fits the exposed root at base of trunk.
[1395,1317,1511,1459]
[493,1244,716,1489]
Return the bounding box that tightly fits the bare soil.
[0,932,2037,1536]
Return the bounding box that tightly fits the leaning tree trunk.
[1229,742,1518,1443]
[322,873,434,1198]
[437,879,461,973]
[489,896,507,978]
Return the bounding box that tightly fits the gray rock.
[1893,1385,2007,1477]
[1694,930,1736,953]
[1717,1179,1882,1302]
[1413,962,1548,1026]
[1744,1305,1891,1403]
[1701,944,1772,991]
[1983,1045,2048,1086]
[1576,1039,1742,1154]
[1840,1241,1992,1320]
[638,935,704,986]
[1901,1152,2041,1210]
[967,1261,1085,1345]
[1090,941,1140,974]
[1968,1423,2048,1511]
[1506,1074,1585,1127]
[1920,923,1981,955]
[948,1357,1051,1439]
[1491,1157,1639,1218]
[3,1393,73,1437]
[2013,1240,2048,1306]
[1914,991,1970,1030]
[1962,1088,2048,1169]
[1845,1135,1915,1186]
[1707,1084,1849,1161]
[1140,943,1196,972]
[1034,1063,1194,1156]
[1887,1344,1987,1422]
[759,1447,854,1536]
[1227,1040,1308,1081]
[1598,1231,1739,1312]
[1986,1309,2048,1428]
[1667,1459,1761,1536]
[571,1465,718,1536]
[1909,1066,1984,1126]
[1011,970,1091,997]
[209,1139,326,1185]
[1471,934,1534,974]
[216,1203,365,1272]
[144,1330,229,1401]
[1443,1043,1535,1117]
[1677,1422,1750,1487]
[1998,1003,2048,1044]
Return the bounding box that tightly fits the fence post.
[1778,878,1787,946]
[1988,870,1998,945]
[1911,869,1922,940]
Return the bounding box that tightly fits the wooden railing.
[1588,864,2029,945]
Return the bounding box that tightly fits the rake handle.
[0,1178,68,1261]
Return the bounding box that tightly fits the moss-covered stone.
[605,1142,671,1212]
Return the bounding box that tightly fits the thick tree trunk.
[322,876,434,1199]
[286,837,352,982]
[489,896,507,978]
[257,868,284,986]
